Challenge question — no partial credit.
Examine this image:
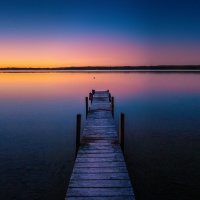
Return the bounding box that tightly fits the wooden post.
[111,96,114,107]
[111,96,114,117]
[89,92,93,103]
[119,112,125,154]
[85,97,88,118]
[109,93,111,102]
[76,114,81,155]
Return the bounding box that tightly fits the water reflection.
[0,71,200,200]
[120,93,200,200]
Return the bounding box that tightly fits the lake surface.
[0,71,200,200]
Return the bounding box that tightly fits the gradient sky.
[0,0,200,67]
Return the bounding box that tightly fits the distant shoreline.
[1,65,200,72]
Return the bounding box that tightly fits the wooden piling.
[76,114,81,155]
[119,112,125,154]
[89,92,93,102]
[109,93,111,102]
[111,96,114,117]
[85,97,88,118]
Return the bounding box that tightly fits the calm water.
[0,71,200,200]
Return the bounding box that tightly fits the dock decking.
[66,90,135,200]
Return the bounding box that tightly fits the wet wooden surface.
[66,91,135,200]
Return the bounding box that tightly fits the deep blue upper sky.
[0,0,200,66]
[1,0,199,40]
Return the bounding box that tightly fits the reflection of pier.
[66,90,135,199]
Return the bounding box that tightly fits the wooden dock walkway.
[66,90,135,200]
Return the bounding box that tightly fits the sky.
[0,0,200,68]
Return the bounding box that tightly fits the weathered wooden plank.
[81,141,118,145]
[82,136,117,139]
[84,129,117,132]
[84,128,115,131]
[83,129,117,132]
[78,148,121,153]
[71,173,130,180]
[85,119,115,123]
[83,132,117,135]
[77,153,123,158]
[79,143,121,149]
[83,128,116,131]
[82,132,117,136]
[67,188,134,197]
[66,197,135,200]
[85,126,116,129]
[87,116,113,119]
[79,147,121,153]
[85,124,116,127]
[81,139,117,143]
[68,179,131,187]
[76,156,124,163]
[81,138,117,141]
[73,167,128,174]
[81,141,117,145]
[76,157,125,163]
[74,162,126,168]
[79,148,119,152]
[83,131,116,135]
[78,149,122,154]
[86,118,114,121]
[84,126,116,129]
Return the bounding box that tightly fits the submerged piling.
[111,96,114,117]
[89,92,93,103]
[76,114,81,155]
[85,97,88,118]
[119,112,125,154]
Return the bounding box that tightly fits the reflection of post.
[76,114,81,156]
[111,97,114,117]
[119,112,125,155]
[85,97,88,118]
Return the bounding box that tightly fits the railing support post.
[85,97,88,118]
[76,114,81,156]
[119,112,125,154]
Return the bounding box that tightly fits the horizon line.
[1,64,200,69]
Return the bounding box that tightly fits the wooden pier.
[66,90,135,200]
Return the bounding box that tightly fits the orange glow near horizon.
[1,72,200,102]
[0,36,147,68]
[1,35,200,68]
